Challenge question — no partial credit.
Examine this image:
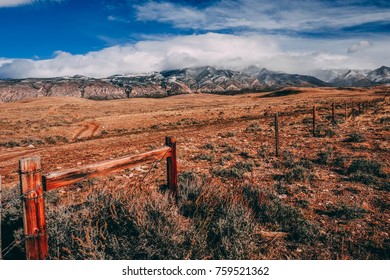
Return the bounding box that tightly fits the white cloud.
[0,0,33,7]
[0,33,389,78]
[135,0,390,32]
[347,40,373,53]
[0,0,62,8]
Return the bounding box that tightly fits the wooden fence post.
[312,105,317,137]
[165,137,178,199]
[19,157,48,260]
[345,101,348,122]
[274,113,279,157]
[332,102,335,124]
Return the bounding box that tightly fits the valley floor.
[1,86,389,259]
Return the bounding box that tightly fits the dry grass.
[1,86,389,259]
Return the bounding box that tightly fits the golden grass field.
[1,86,389,259]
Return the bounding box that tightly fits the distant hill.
[0,66,388,102]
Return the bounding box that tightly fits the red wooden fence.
[19,136,177,260]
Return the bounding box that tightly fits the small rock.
[28,144,35,148]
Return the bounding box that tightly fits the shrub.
[284,165,312,183]
[344,133,365,143]
[0,140,20,148]
[316,147,334,165]
[194,153,215,162]
[333,156,348,171]
[347,159,385,178]
[245,123,262,133]
[201,143,215,150]
[316,204,367,220]
[213,162,254,180]
[315,125,336,138]
[46,184,190,260]
[220,143,238,153]
[282,151,295,168]
[241,186,317,243]
[177,174,258,259]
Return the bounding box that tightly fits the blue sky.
[0,0,389,78]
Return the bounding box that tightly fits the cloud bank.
[0,0,61,8]
[1,33,389,79]
[135,0,390,34]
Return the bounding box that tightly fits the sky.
[0,0,389,78]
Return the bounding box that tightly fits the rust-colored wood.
[332,102,335,123]
[274,113,279,157]
[166,137,178,199]
[19,157,48,260]
[43,147,172,191]
[312,105,317,137]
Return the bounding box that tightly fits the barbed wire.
[132,148,170,191]
[1,184,44,209]
[1,236,26,259]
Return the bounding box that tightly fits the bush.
[344,133,365,143]
[245,123,262,133]
[201,143,215,150]
[46,185,190,260]
[333,156,348,171]
[241,186,317,243]
[213,162,254,180]
[316,204,367,220]
[316,147,334,165]
[177,174,258,259]
[194,153,215,162]
[284,165,311,183]
[347,159,386,185]
[347,159,385,178]
[315,125,336,138]
[220,143,238,153]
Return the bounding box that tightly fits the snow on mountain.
[0,66,388,102]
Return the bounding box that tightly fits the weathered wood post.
[165,137,178,199]
[274,113,279,157]
[332,102,335,124]
[19,157,48,260]
[312,105,317,137]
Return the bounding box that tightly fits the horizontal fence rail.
[43,146,172,191]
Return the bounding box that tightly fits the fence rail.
[18,136,177,260]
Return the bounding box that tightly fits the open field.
[1,86,389,259]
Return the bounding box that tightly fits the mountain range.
[0,66,389,102]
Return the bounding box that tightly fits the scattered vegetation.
[344,133,366,143]
[314,125,336,138]
[212,162,254,181]
[347,158,387,185]
[316,204,367,220]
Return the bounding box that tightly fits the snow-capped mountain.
[0,66,388,102]
[312,66,390,86]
